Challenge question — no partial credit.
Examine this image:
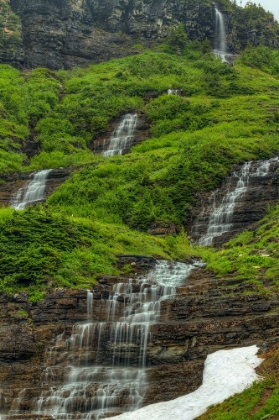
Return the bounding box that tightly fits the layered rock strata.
[1,0,236,69]
[6,0,230,69]
[0,1,277,70]
[189,158,279,246]
[0,168,72,208]
[91,111,149,155]
[0,261,278,418]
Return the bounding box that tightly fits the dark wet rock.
[0,0,277,70]
[0,167,72,208]
[0,270,278,417]
[189,158,279,246]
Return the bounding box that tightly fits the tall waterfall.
[213,6,227,62]
[11,169,52,210]
[194,157,279,246]
[8,261,199,420]
[103,114,138,157]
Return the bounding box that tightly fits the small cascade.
[17,260,199,420]
[198,162,251,246]
[103,114,137,157]
[213,6,228,63]
[11,169,52,210]
[193,157,279,246]
[168,89,178,95]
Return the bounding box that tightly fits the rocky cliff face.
[0,259,278,418]
[189,158,279,246]
[0,168,72,208]
[0,0,274,70]
[6,0,219,69]
[91,111,150,154]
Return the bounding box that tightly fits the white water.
[197,157,279,246]
[103,114,137,157]
[26,260,199,419]
[109,345,262,420]
[11,169,52,210]
[213,7,227,62]
[198,161,251,246]
[168,89,179,95]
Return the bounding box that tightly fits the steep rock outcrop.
[91,111,150,154]
[0,1,277,70]
[6,0,219,69]
[0,168,72,208]
[189,158,279,246]
[0,264,278,418]
[4,0,228,69]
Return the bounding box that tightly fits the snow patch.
[109,345,262,420]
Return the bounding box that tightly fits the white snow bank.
[109,345,262,420]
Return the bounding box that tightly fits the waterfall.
[198,162,251,246]
[9,260,200,420]
[168,89,178,95]
[11,169,52,210]
[213,6,227,62]
[194,157,279,246]
[103,114,138,157]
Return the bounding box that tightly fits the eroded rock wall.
[0,168,72,208]
[0,267,278,417]
[7,0,226,69]
[0,0,277,70]
[189,158,279,246]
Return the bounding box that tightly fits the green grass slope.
[195,204,279,294]
[1,43,279,300]
[0,26,279,420]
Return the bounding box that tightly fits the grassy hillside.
[1,42,279,300]
[0,21,279,419]
[0,206,191,300]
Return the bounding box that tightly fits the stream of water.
[196,157,279,246]
[103,114,138,157]
[213,6,228,63]
[11,169,52,210]
[11,260,199,419]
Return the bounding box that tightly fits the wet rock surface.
[91,112,149,155]
[0,1,277,70]
[5,0,227,70]
[0,168,72,208]
[189,158,279,246]
[0,265,278,418]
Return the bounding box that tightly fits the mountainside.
[0,0,277,69]
[0,5,279,418]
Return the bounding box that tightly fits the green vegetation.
[0,2,278,415]
[196,203,279,294]
[1,43,279,300]
[240,45,279,75]
[0,0,21,52]
[233,1,279,49]
[0,206,191,300]
[198,345,279,420]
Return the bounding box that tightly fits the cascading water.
[168,89,179,95]
[11,169,52,210]
[194,157,279,246]
[103,114,137,157]
[213,6,227,62]
[11,260,199,420]
[198,162,251,246]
